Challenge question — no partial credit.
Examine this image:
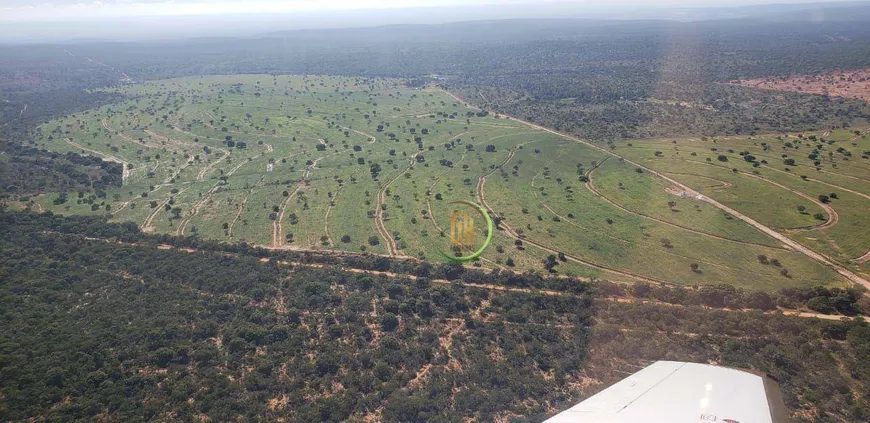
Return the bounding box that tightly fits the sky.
[0,0,860,22]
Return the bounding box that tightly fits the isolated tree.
[341,235,351,243]
[368,236,380,246]
[380,313,399,332]
[544,255,559,272]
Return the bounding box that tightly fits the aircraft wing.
[545,361,788,423]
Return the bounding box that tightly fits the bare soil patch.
[728,68,870,101]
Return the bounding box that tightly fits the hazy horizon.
[2,0,866,22]
[2,0,869,43]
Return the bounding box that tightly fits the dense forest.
[0,146,122,199]
[0,210,594,422]
[0,210,868,421]
[0,47,125,199]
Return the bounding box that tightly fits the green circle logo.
[439,200,493,263]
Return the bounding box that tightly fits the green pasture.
[29,74,861,290]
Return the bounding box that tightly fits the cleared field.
[727,68,870,103]
[613,129,870,281]
[31,74,866,290]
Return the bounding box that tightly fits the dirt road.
[476,175,667,284]
[197,150,230,181]
[529,165,748,272]
[585,162,790,251]
[684,159,839,231]
[227,194,251,239]
[756,163,870,202]
[338,125,377,144]
[45,230,865,322]
[375,156,417,257]
[274,185,302,247]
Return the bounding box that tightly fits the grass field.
[27,74,870,290]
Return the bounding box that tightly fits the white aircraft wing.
[545,361,788,423]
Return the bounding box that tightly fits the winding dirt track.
[752,162,870,202]
[177,183,219,236]
[338,125,377,144]
[272,151,341,247]
[142,183,195,232]
[197,150,230,181]
[477,175,667,284]
[201,110,284,139]
[529,158,743,272]
[585,162,790,251]
[750,176,839,231]
[143,129,193,150]
[682,159,839,231]
[323,180,351,248]
[666,172,733,189]
[227,194,251,239]
[443,89,870,289]
[274,185,303,247]
[177,154,258,237]
[530,153,630,247]
[102,119,163,151]
[375,156,417,257]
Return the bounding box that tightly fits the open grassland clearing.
[30,74,855,290]
[613,128,870,279]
